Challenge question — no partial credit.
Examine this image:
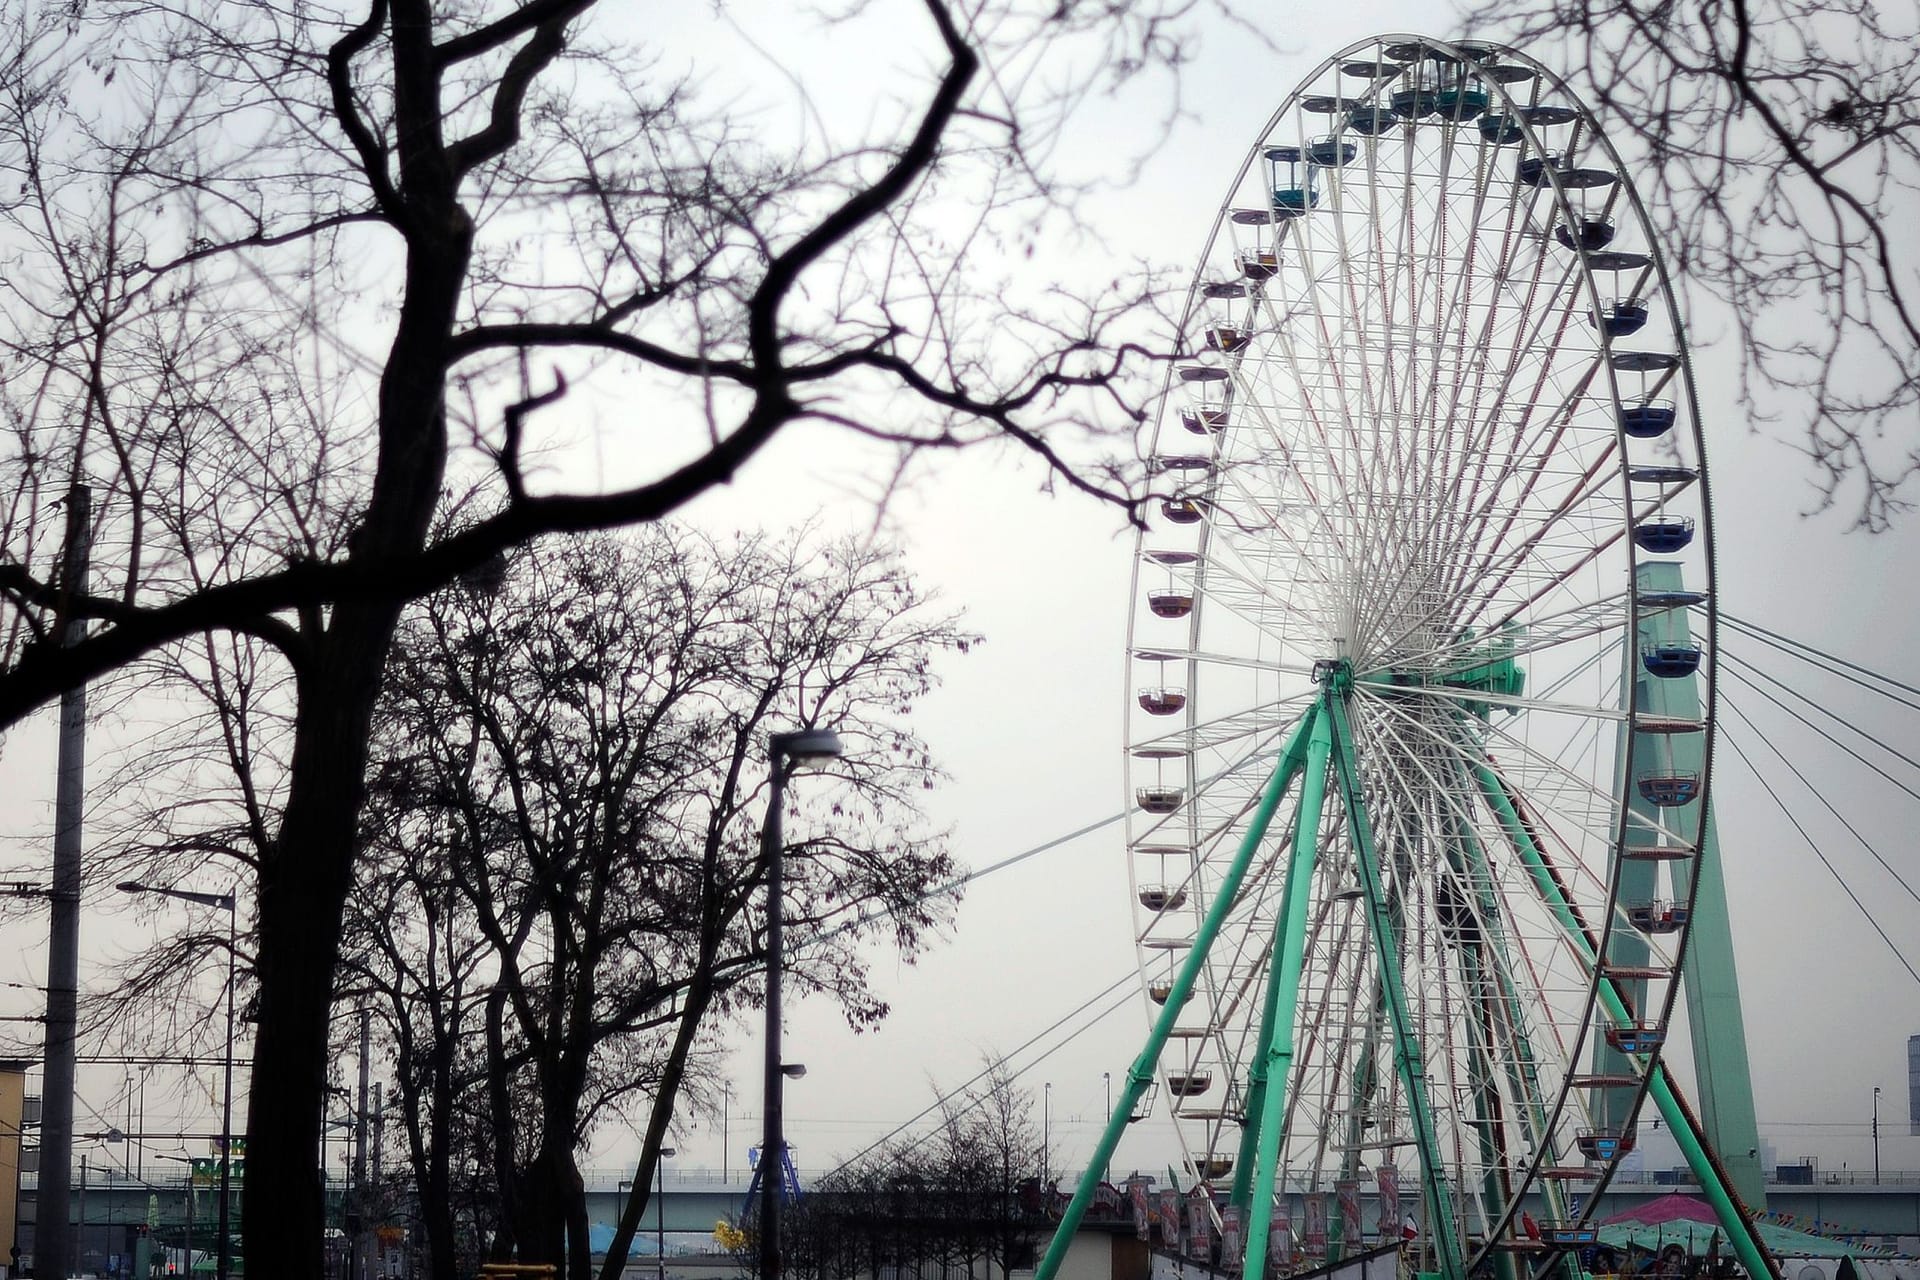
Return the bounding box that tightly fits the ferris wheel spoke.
[1356,705,1584,1090]
[1188,537,1345,639]
[1114,36,1725,1280]
[1132,692,1319,761]
[1363,591,1629,676]
[1374,681,1630,723]
[1351,693,1618,906]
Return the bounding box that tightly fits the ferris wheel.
[1043,34,1774,1280]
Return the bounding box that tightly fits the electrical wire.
[798,809,1127,951]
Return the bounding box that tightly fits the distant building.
[1908,1035,1920,1136]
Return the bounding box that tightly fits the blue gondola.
[1349,105,1399,135]
[1307,137,1359,167]
[1554,217,1616,250]
[1265,146,1317,217]
[1594,299,1649,337]
[1642,643,1704,678]
[1637,773,1700,806]
[1479,114,1524,144]
[1272,186,1318,215]
[1620,401,1676,438]
[1516,155,1559,185]
[1435,85,1490,119]
[1632,516,1694,553]
[1638,588,1707,609]
[1576,1130,1633,1161]
[1390,87,1440,117]
[1607,1025,1664,1053]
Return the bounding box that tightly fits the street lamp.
[1874,1086,1882,1184]
[1042,1082,1052,1188]
[759,727,843,1280]
[1102,1073,1112,1184]
[120,881,236,1280]
[152,1153,196,1278]
[657,1146,676,1280]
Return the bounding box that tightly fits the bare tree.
[784,1059,1049,1280]
[1471,0,1920,527]
[345,525,967,1279]
[0,0,1185,1266]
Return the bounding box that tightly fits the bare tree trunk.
[244,152,468,1270]
[249,666,395,1279]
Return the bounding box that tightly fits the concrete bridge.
[22,1166,1920,1266]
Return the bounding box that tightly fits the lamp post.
[1874,1087,1882,1184]
[1042,1082,1052,1188]
[657,1146,676,1280]
[119,881,236,1280]
[153,1153,195,1279]
[759,727,843,1280]
[1102,1073,1112,1184]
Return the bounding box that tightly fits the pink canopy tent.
[1602,1195,1721,1227]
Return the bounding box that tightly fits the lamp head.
[770,728,844,763]
[780,1063,807,1079]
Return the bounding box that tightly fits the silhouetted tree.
[784,1060,1048,1280]
[0,1,1184,1267]
[1475,0,1920,527]
[345,525,966,1280]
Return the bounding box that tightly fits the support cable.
[1723,613,1920,714]
[1716,716,1920,987]
[1718,650,1920,797]
[822,966,1140,1178]
[1718,685,1920,910]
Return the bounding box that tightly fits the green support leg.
[1241,709,1335,1280]
[1034,708,1321,1280]
[1231,917,1291,1212]
[1328,694,1469,1280]
[1472,762,1780,1280]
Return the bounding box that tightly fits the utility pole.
[354,1009,371,1280]
[39,482,91,1280]
[371,1080,384,1275]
